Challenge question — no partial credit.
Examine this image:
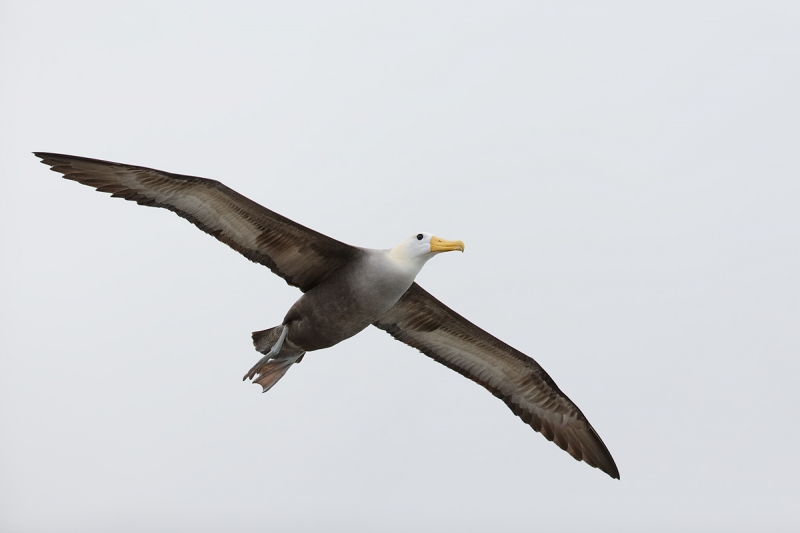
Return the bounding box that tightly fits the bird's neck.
[387,246,429,280]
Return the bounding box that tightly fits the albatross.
[35,152,619,479]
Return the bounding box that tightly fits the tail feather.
[252,326,284,354]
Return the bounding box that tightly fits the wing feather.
[35,152,357,292]
[373,283,619,479]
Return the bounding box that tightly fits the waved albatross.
[35,152,619,479]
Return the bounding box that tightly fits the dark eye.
[417,233,423,241]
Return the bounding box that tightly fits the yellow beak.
[430,236,465,253]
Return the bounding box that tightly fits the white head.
[388,232,465,271]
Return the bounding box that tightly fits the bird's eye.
[417,233,423,241]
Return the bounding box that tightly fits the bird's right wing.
[35,153,358,292]
[373,283,619,479]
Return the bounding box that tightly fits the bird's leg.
[246,324,293,381]
[250,324,289,369]
[243,324,300,384]
[267,324,289,358]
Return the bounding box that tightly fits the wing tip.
[592,452,621,480]
[510,401,620,479]
[34,152,100,166]
[33,151,53,165]
[567,428,620,480]
[563,434,619,479]
[33,151,62,161]
[582,426,620,480]
[33,152,79,172]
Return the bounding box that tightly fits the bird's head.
[389,232,465,268]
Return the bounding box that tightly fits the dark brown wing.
[373,283,619,479]
[35,153,358,292]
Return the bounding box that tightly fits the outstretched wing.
[35,153,358,292]
[373,283,619,479]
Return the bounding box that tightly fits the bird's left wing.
[373,282,619,479]
[35,153,358,292]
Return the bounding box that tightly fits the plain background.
[1,1,799,531]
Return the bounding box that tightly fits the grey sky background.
[1,1,799,531]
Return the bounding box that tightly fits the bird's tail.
[252,326,285,354]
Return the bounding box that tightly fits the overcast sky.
[1,1,799,531]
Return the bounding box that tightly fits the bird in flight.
[35,152,619,479]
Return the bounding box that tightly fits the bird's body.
[282,247,420,352]
[243,245,432,388]
[35,152,620,479]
